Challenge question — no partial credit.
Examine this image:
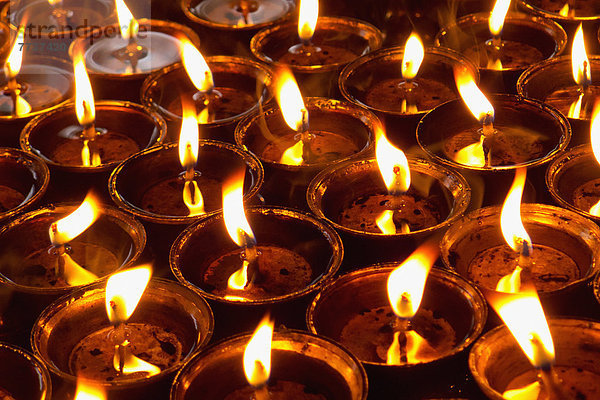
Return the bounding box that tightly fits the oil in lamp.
[235,69,376,207]
[307,244,487,399]
[141,40,272,143]
[435,1,567,93]
[70,0,200,101]
[171,320,367,399]
[250,0,383,97]
[0,25,73,147]
[31,268,214,398]
[0,147,49,222]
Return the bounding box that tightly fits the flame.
[47,0,62,5]
[73,47,95,127]
[572,24,591,87]
[500,168,531,253]
[559,3,569,17]
[115,0,139,40]
[376,127,410,194]
[49,192,101,246]
[275,69,306,132]
[81,140,101,167]
[567,93,584,119]
[4,25,25,80]
[387,330,436,365]
[376,210,396,235]
[496,266,522,293]
[503,381,542,400]
[61,253,99,286]
[105,265,152,325]
[454,136,486,167]
[401,33,424,80]
[181,39,214,93]
[228,260,250,290]
[489,0,511,37]
[74,379,106,400]
[280,140,304,165]
[455,67,495,124]
[387,242,439,319]
[486,286,555,368]
[243,315,274,388]
[589,103,600,215]
[113,342,161,376]
[298,0,318,42]
[223,170,255,248]
[178,104,198,170]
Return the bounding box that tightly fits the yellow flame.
[223,170,255,248]
[113,341,161,377]
[559,3,570,17]
[4,25,25,80]
[387,330,436,365]
[62,253,99,286]
[500,168,531,252]
[49,192,101,246]
[228,260,250,290]
[274,69,306,132]
[14,94,31,116]
[243,315,274,388]
[496,266,522,293]
[387,242,438,319]
[454,136,486,167]
[376,127,410,194]
[376,210,396,235]
[489,0,511,37]
[401,33,424,80]
[298,0,318,42]
[589,103,600,215]
[486,287,555,368]
[178,104,198,170]
[115,0,139,40]
[81,140,101,167]
[47,0,62,6]
[488,58,503,71]
[572,24,591,86]
[183,180,205,216]
[567,93,584,119]
[280,140,304,165]
[181,39,214,93]
[503,381,542,400]
[74,379,106,400]
[73,48,95,127]
[105,265,152,325]
[454,67,495,124]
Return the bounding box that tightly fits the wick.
[518,239,533,272]
[480,113,495,167]
[538,365,570,400]
[392,317,411,364]
[111,319,128,374]
[239,230,259,287]
[5,70,21,117]
[235,0,258,24]
[386,168,410,234]
[297,108,314,163]
[253,384,270,400]
[112,36,148,74]
[399,79,418,114]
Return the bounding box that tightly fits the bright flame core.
[181,40,214,93]
[500,168,531,253]
[486,287,555,368]
[4,25,25,80]
[178,104,199,170]
[489,0,511,37]
[105,266,152,325]
[73,48,95,126]
[387,243,438,319]
[275,70,306,132]
[243,315,274,387]
[298,0,318,42]
[280,140,304,165]
[454,67,495,124]
[115,0,139,40]
[49,193,101,246]
[589,103,600,216]
[74,380,106,400]
[376,128,410,194]
[401,33,424,80]
[223,170,255,247]
[571,24,591,86]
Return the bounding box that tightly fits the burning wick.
[244,315,274,400]
[179,101,205,216]
[375,127,411,234]
[105,266,160,377]
[485,0,511,70]
[385,243,438,364]
[112,0,147,73]
[48,192,101,286]
[48,0,73,26]
[568,24,592,119]
[288,0,321,56]
[276,69,314,165]
[181,40,222,124]
[399,33,424,114]
[3,25,32,117]
[232,0,258,25]
[224,169,260,291]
